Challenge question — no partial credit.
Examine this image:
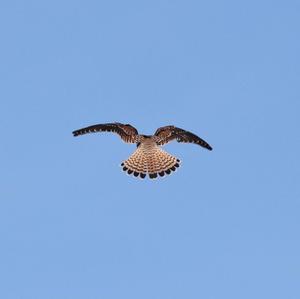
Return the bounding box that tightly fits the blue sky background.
[1,0,300,298]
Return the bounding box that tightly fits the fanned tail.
[121,147,180,179]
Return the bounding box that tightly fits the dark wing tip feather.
[184,131,213,150]
[200,142,213,151]
[72,129,88,137]
[206,144,213,151]
[72,125,104,137]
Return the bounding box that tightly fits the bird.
[72,122,212,179]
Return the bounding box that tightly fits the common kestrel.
[72,123,212,179]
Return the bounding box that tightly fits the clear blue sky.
[1,0,300,298]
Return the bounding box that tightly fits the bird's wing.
[154,125,212,150]
[72,122,139,143]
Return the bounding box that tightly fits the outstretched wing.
[72,122,139,143]
[154,125,212,150]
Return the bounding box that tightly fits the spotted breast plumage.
[72,123,212,179]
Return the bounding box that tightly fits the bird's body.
[72,122,212,179]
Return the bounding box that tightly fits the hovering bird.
[72,123,212,179]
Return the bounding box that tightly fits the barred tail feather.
[121,147,180,179]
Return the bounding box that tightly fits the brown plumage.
[72,122,212,179]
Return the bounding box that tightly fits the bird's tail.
[121,147,180,179]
